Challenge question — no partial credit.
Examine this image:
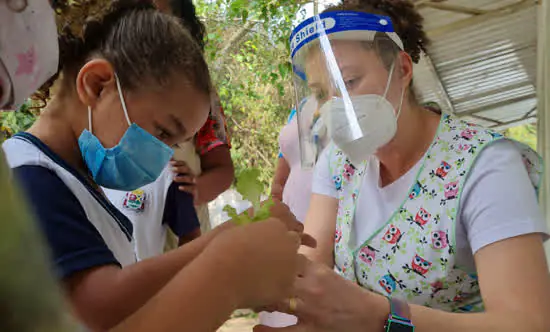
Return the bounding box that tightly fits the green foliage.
[503,123,537,151]
[1,101,39,141]
[223,168,274,225]
[197,0,304,190]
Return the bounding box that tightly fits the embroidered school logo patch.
[123,189,146,212]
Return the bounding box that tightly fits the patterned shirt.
[195,93,231,155]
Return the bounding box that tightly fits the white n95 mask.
[320,60,404,165]
[321,93,400,165]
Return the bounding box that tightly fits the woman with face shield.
[1,1,311,331]
[255,1,550,332]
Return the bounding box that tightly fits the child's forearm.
[68,222,235,331]
[112,244,242,332]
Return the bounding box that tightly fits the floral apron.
[330,114,542,312]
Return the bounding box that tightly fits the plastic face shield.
[294,95,328,169]
[290,11,405,168]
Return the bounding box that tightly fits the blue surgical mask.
[78,75,174,191]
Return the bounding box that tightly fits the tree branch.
[230,118,274,168]
[214,20,256,70]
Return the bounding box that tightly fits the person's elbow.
[208,157,234,194]
[202,145,234,191]
[220,158,235,190]
[64,266,133,331]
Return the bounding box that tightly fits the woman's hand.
[170,160,197,200]
[254,258,387,332]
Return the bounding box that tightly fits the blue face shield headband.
[78,75,174,191]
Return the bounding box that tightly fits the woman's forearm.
[300,194,338,267]
[112,241,241,332]
[365,291,548,332]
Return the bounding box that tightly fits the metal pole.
[536,0,550,262]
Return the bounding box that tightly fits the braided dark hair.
[34,0,211,105]
[324,0,429,63]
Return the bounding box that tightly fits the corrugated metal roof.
[412,0,538,129]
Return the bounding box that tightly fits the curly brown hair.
[324,0,429,64]
[34,0,211,106]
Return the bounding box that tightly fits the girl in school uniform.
[2,1,308,331]
[104,0,235,263]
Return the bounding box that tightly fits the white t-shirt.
[313,140,548,272]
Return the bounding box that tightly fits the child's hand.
[206,218,304,308]
[170,160,197,199]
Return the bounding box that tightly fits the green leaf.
[223,205,239,220]
[277,84,285,97]
[252,198,274,222]
[235,168,264,212]
[222,168,272,225]
[223,205,249,225]
[229,0,244,17]
[278,63,289,78]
